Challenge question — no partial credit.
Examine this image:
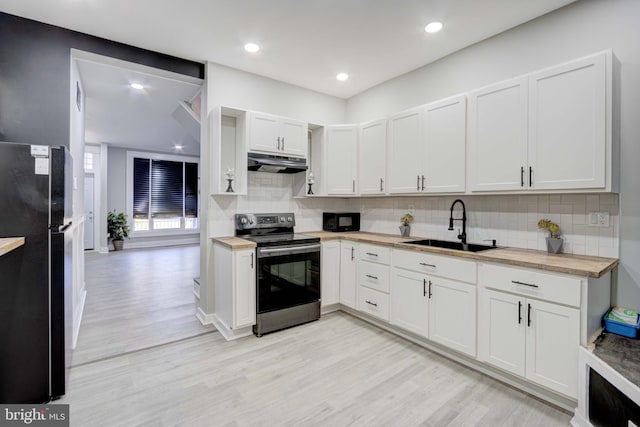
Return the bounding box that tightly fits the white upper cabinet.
[468,77,529,192]
[279,118,308,158]
[359,119,387,194]
[468,50,613,193]
[326,125,358,195]
[389,98,467,194]
[423,95,467,193]
[528,52,607,190]
[388,107,424,193]
[248,111,308,158]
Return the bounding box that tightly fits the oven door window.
[257,250,320,313]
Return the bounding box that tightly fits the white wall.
[69,57,87,347]
[346,0,640,307]
[207,62,347,125]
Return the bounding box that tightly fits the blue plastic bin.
[603,308,640,338]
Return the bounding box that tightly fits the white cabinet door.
[388,107,423,193]
[280,117,308,158]
[326,125,358,194]
[528,53,607,190]
[359,119,387,194]
[525,299,580,398]
[478,289,525,376]
[321,240,341,307]
[233,249,256,329]
[428,277,477,357]
[423,95,467,193]
[468,77,529,191]
[390,268,428,337]
[248,111,280,153]
[340,241,358,308]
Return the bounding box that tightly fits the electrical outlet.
[408,204,415,214]
[589,211,610,227]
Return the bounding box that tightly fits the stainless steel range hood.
[247,152,308,174]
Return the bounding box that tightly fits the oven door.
[256,243,321,314]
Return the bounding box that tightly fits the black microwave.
[323,212,360,232]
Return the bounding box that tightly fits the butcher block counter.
[0,237,25,257]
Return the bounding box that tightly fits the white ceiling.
[77,57,202,156]
[1,0,577,99]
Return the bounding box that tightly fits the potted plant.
[538,219,562,254]
[107,211,130,251]
[399,213,414,237]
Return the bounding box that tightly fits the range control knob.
[280,216,286,223]
[287,216,293,222]
[240,217,248,225]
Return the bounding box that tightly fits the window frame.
[126,150,200,237]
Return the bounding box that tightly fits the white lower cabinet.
[339,241,358,308]
[357,286,390,321]
[390,266,477,357]
[429,277,477,357]
[390,268,428,336]
[478,263,581,398]
[321,240,341,307]
[213,244,256,330]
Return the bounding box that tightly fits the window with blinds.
[132,157,199,232]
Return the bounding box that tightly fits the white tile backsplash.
[208,175,619,258]
[351,194,619,257]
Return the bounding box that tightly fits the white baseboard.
[196,307,215,325]
[72,289,87,350]
[124,236,199,250]
[210,314,253,341]
[321,303,340,315]
[570,412,591,427]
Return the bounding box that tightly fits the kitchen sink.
[404,239,496,253]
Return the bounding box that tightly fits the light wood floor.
[62,308,571,425]
[73,245,214,366]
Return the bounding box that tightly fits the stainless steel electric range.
[235,213,321,337]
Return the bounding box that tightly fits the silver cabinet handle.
[529,166,532,187]
[352,179,355,193]
[282,137,285,151]
[380,178,384,192]
[365,252,378,257]
[421,175,425,191]
[365,300,378,307]
[423,278,426,297]
[250,253,254,268]
[520,166,524,187]
[419,262,436,268]
[277,136,281,150]
[417,175,420,191]
[511,280,538,288]
[351,247,354,261]
[428,280,432,299]
[365,274,378,280]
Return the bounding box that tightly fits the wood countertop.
[212,231,618,278]
[0,237,25,257]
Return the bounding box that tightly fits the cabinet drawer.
[478,262,581,307]
[358,286,390,322]
[393,249,476,284]
[358,260,390,293]
[359,243,391,265]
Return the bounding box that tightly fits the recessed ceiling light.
[336,73,349,81]
[173,144,184,151]
[244,43,260,53]
[130,83,144,90]
[424,22,443,33]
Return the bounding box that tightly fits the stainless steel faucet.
[448,199,467,245]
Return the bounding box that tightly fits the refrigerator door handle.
[50,222,72,233]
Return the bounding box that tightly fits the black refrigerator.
[0,141,73,403]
